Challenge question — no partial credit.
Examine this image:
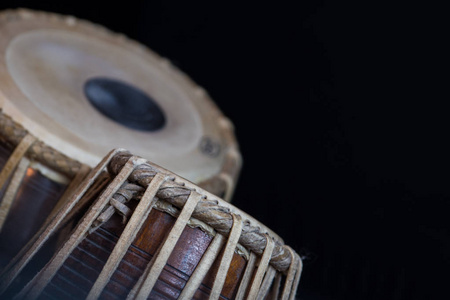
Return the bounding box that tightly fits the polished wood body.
[41,207,247,299]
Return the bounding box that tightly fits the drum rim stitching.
[151,199,251,260]
[108,150,300,275]
[88,177,251,260]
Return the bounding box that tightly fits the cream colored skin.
[0,9,236,184]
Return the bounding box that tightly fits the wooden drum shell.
[0,9,242,200]
[0,150,302,300]
[0,9,301,300]
[0,8,241,274]
[42,209,247,299]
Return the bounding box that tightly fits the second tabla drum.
[0,9,241,268]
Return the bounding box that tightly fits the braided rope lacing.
[102,151,295,274]
[0,111,82,178]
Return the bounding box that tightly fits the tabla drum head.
[0,9,241,188]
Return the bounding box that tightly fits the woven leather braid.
[0,111,27,145]
[107,151,294,273]
[0,111,82,178]
[90,182,144,232]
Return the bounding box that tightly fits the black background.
[1,1,449,299]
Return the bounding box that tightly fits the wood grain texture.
[42,208,246,299]
[2,150,301,299]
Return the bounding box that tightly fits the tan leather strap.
[0,134,35,230]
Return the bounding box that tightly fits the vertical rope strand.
[247,235,275,300]
[209,213,243,300]
[0,157,29,230]
[0,134,35,230]
[268,272,282,300]
[125,241,165,300]
[128,191,203,300]
[14,154,139,300]
[0,149,121,295]
[281,247,300,300]
[289,254,303,300]
[235,252,257,300]
[257,266,277,299]
[178,234,226,299]
[86,173,166,300]
[45,164,91,224]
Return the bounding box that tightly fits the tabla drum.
[0,9,241,269]
[0,149,302,300]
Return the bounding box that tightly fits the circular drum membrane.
[0,10,241,185]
